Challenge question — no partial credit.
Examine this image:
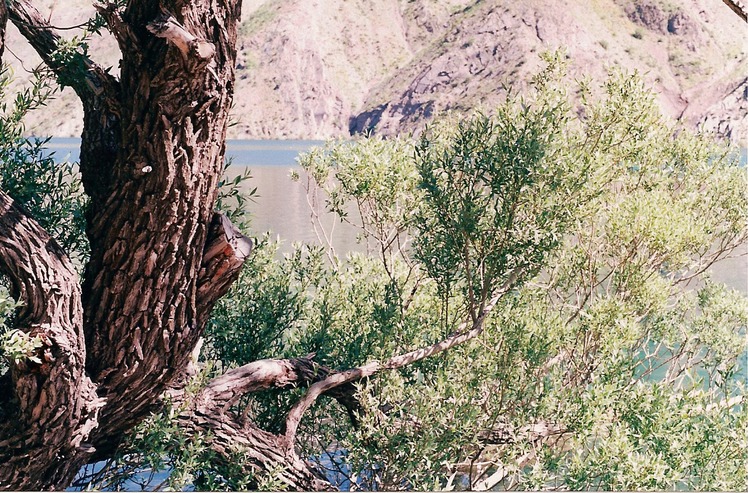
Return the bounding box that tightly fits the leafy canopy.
[1,54,745,491]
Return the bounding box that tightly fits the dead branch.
[196,212,253,326]
[197,352,363,426]
[147,11,216,65]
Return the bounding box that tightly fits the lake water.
[44,137,746,293]
[46,137,366,255]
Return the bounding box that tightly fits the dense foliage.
[2,55,746,490]
[0,66,88,375]
[0,68,87,259]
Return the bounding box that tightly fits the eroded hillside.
[4,0,746,143]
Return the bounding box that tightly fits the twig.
[283,266,524,447]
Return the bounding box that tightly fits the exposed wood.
[196,212,253,327]
[197,352,363,429]
[147,11,216,63]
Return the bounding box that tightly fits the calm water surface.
[44,138,746,292]
[47,137,363,253]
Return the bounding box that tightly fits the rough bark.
[0,192,101,489]
[0,0,261,487]
[175,355,344,490]
[0,0,6,61]
[79,0,244,458]
[178,408,330,491]
[722,1,747,22]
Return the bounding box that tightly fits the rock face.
[698,78,748,143]
[348,0,746,142]
[6,0,748,144]
[625,1,669,33]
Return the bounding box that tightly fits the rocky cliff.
[4,0,747,144]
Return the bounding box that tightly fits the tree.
[0,2,746,492]
[87,64,745,490]
[282,68,746,491]
[0,0,321,488]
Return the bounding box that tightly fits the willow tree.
[0,1,745,491]
[0,0,329,488]
[0,0,563,488]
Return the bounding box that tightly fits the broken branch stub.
[147,12,216,64]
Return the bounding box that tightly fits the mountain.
[4,0,747,144]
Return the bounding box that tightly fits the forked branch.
[7,0,122,205]
[7,0,119,103]
[198,353,362,425]
[283,267,524,446]
[94,2,139,53]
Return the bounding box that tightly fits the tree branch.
[183,356,344,490]
[284,362,380,446]
[722,0,747,22]
[283,267,524,446]
[94,1,139,55]
[147,11,216,66]
[202,356,319,409]
[179,402,331,490]
[0,191,102,489]
[6,0,119,102]
[196,212,253,327]
[0,0,8,62]
[199,352,362,425]
[7,0,122,205]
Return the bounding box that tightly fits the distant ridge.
[5,0,747,145]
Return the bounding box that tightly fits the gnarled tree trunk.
[0,0,603,489]
[0,0,331,489]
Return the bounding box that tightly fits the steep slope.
[350,0,747,140]
[231,0,415,138]
[3,0,746,144]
